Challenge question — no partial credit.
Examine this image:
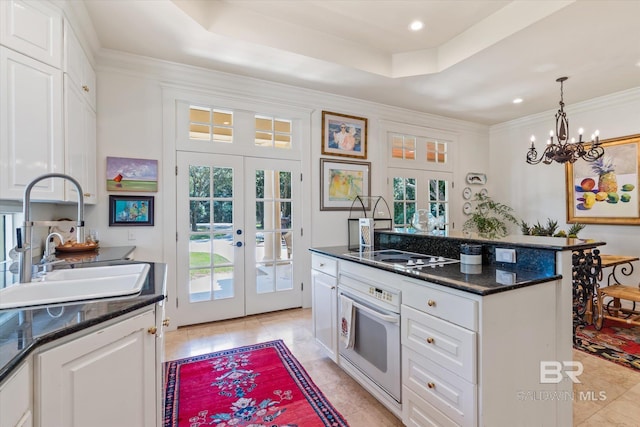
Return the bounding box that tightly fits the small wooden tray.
[55,242,99,253]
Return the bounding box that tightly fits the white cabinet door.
[312,269,338,361]
[0,359,32,427]
[0,0,62,68]
[0,47,64,201]
[64,74,97,204]
[36,310,158,427]
[64,22,96,111]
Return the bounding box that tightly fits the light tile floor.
[164,308,640,427]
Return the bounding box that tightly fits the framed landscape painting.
[320,158,371,211]
[321,111,368,159]
[566,134,640,225]
[107,157,158,192]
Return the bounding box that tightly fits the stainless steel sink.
[0,263,150,310]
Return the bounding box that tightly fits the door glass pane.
[213,266,234,299]
[213,167,233,197]
[276,262,293,290]
[188,163,235,303]
[255,167,294,295]
[256,262,274,293]
[189,166,210,196]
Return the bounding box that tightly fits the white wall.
[88,51,488,318]
[91,53,490,256]
[490,88,640,283]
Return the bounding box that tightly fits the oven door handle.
[342,295,399,324]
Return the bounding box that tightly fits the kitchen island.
[311,231,604,427]
[0,260,166,427]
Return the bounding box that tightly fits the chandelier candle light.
[526,77,604,165]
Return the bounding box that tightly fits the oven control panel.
[368,287,398,304]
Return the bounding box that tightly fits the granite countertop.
[0,261,166,384]
[379,229,606,251]
[310,246,562,296]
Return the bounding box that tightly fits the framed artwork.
[566,134,640,225]
[320,158,371,211]
[106,156,158,192]
[109,195,155,226]
[321,111,368,159]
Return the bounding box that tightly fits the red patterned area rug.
[164,340,349,427]
[575,321,640,372]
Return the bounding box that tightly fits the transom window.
[390,133,449,166]
[391,134,416,160]
[426,140,447,164]
[189,105,233,143]
[255,116,292,149]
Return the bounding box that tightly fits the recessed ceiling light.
[409,21,423,31]
[513,98,523,104]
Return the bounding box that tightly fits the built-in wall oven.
[337,270,401,411]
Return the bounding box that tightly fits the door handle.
[236,241,243,247]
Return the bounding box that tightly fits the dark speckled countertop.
[310,246,562,296]
[0,260,165,384]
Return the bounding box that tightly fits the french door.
[176,152,302,325]
[388,168,452,234]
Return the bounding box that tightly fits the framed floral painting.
[321,111,368,159]
[320,158,371,211]
[566,134,640,225]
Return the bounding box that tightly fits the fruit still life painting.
[570,145,638,219]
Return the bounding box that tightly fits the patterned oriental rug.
[164,340,349,427]
[575,321,640,372]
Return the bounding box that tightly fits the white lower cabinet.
[402,284,477,427]
[35,309,159,427]
[0,359,32,427]
[401,276,564,427]
[311,254,338,361]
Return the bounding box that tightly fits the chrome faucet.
[42,232,64,262]
[18,173,85,283]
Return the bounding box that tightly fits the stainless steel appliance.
[338,267,402,407]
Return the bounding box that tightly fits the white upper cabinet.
[64,74,97,204]
[63,22,97,204]
[64,22,96,111]
[0,46,65,201]
[0,2,97,204]
[0,0,62,68]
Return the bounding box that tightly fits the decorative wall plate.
[466,172,487,185]
[480,188,488,197]
[462,187,472,200]
[463,202,473,215]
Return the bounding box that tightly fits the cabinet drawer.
[402,278,478,330]
[402,305,476,383]
[311,254,337,277]
[402,386,459,427]
[403,348,477,427]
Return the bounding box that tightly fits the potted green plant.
[520,218,586,237]
[463,193,518,239]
